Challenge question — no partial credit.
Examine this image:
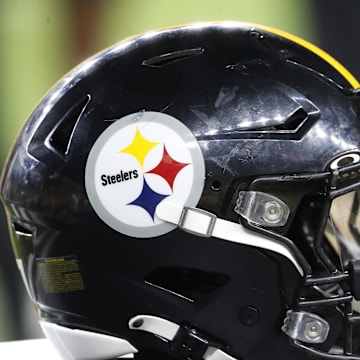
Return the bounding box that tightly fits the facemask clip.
[282,310,329,344]
[235,191,290,227]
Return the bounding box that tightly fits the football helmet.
[2,22,360,360]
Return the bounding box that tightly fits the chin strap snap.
[129,315,237,360]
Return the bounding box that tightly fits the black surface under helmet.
[3,22,360,360]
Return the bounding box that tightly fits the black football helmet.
[3,22,360,360]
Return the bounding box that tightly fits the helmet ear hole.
[145,267,229,302]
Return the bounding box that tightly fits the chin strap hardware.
[170,323,224,360]
[129,315,237,360]
[156,200,304,276]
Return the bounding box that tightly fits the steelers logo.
[85,111,205,238]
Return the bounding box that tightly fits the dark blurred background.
[0,0,359,341]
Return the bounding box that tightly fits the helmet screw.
[239,306,259,326]
[304,320,324,341]
[263,201,283,224]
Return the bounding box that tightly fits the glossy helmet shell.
[2,22,360,359]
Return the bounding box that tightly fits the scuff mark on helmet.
[208,145,253,175]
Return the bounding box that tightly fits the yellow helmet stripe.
[257,24,360,89]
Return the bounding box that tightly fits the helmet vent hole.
[252,108,308,132]
[12,222,33,237]
[145,267,229,302]
[281,108,308,130]
[211,180,221,191]
[47,94,90,156]
[142,48,204,68]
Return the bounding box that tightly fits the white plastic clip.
[179,207,217,237]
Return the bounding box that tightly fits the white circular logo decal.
[85,112,205,237]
